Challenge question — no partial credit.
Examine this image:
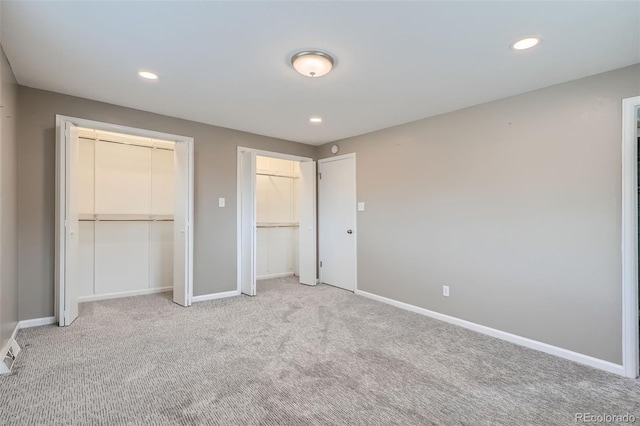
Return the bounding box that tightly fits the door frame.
[318,153,358,292]
[55,115,195,325]
[236,146,315,295]
[621,96,640,378]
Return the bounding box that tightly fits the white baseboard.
[257,272,294,280]
[192,290,240,303]
[78,287,172,303]
[355,290,625,376]
[19,317,56,329]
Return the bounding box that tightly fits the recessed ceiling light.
[309,116,323,123]
[138,71,158,80]
[511,37,540,51]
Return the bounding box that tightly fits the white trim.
[318,152,356,164]
[237,146,313,163]
[19,317,57,329]
[237,148,243,295]
[77,287,172,303]
[236,146,316,296]
[192,290,240,303]
[55,115,194,144]
[55,115,195,325]
[257,272,295,280]
[318,153,358,292]
[621,95,640,378]
[54,118,65,325]
[185,138,195,306]
[356,290,625,376]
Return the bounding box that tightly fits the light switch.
[357,202,365,212]
[219,197,225,208]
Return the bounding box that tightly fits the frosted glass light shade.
[291,51,334,77]
[512,37,540,50]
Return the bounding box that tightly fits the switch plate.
[357,202,365,212]
[218,197,225,208]
[443,285,450,297]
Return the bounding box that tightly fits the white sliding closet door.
[173,142,192,306]
[58,122,80,326]
[239,150,256,296]
[298,161,317,286]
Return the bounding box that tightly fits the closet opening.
[77,128,176,304]
[56,116,194,326]
[237,148,316,296]
[256,156,301,283]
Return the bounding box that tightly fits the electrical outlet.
[443,285,450,297]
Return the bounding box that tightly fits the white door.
[173,141,193,306]
[319,155,356,291]
[298,161,317,285]
[240,150,256,296]
[60,122,80,325]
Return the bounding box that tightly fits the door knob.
[347,229,353,234]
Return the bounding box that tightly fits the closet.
[256,156,300,280]
[77,128,175,301]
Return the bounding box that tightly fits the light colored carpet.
[1,276,639,425]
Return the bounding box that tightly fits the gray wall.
[317,64,640,364]
[17,87,316,321]
[1,45,19,349]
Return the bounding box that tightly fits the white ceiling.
[2,1,639,145]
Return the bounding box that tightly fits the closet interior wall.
[256,156,300,280]
[78,129,175,301]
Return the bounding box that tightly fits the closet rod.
[256,171,299,179]
[79,214,174,222]
[79,136,175,152]
[79,219,175,222]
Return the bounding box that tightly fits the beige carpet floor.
[1,276,639,425]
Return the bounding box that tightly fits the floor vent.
[1,340,21,375]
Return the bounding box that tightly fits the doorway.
[255,156,301,281]
[237,147,316,296]
[55,116,194,326]
[318,154,357,292]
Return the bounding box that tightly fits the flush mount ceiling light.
[309,116,323,123]
[138,71,158,80]
[511,37,540,51]
[291,51,334,77]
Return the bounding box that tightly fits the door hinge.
[318,173,322,180]
[320,261,323,267]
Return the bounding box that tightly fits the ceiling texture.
[2,1,639,145]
